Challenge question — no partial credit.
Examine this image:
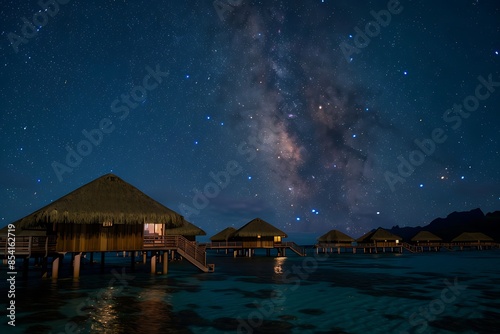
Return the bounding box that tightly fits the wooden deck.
[316,241,500,254]
[207,241,306,256]
[0,235,214,273]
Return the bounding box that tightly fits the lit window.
[274,236,281,243]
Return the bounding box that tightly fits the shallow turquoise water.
[1,250,499,333]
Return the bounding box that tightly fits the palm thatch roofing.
[233,218,288,238]
[357,228,402,243]
[210,227,237,241]
[411,231,442,242]
[15,174,184,229]
[452,232,494,242]
[164,220,206,236]
[318,229,355,243]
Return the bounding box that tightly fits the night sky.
[1,0,499,240]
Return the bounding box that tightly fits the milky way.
[213,3,394,233]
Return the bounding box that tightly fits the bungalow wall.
[55,223,144,252]
[238,237,276,248]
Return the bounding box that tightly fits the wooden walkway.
[0,235,214,273]
[316,241,500,254]
[143,235,214,272]
[207,241,306,256]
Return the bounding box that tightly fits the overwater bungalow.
[208,218,305,256]
[410,231,443,252]
[356,228,403,253]
[451,232,495,250]
[316,229,355,254]
[209,227,237,254]
[0,174,213,278]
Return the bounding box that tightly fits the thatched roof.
[318,229,354,243]
[357,228,402,243]
[164,220,206,236]
[15,174,184,229]
[411,231,442,242]
[452,232,494,242]
[210,227,237,241]
[233,218,287,238]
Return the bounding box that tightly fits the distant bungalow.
[0,174,213,278]
[316,229,355,254]
[410,231,443,252]
[357,228,403,253]
[208,218,305,257]
[451,232,495,250]
[210,227,237,254]
[162,220,206,242]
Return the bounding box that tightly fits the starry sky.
[1,0,499,241]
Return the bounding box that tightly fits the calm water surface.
[1,250,499,334]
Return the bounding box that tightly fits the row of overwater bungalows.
[0,174,498,279]
[315,228,497,254]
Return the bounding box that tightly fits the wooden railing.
[143,235,212,272]
[0,236,57,257]
[208,241,244,248]
[283,242,306,256]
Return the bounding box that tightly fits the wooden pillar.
[171,250,175,260]
[89,252,94,265]
[162,251,168,275]
[337,247,341,254]
[151,253,157,274]
[248,249,252,258]
[233,250,237,258]
[52,255,60,279]
[73,253,82,278]
[353,247,356,254]
[143,252,147,264]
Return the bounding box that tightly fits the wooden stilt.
[162,251,168,274]
[52,255,60,279]
[143,252,147,264]
[151,254,157,274]
[73,253,82,278]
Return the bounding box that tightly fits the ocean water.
[1,249,499,334]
